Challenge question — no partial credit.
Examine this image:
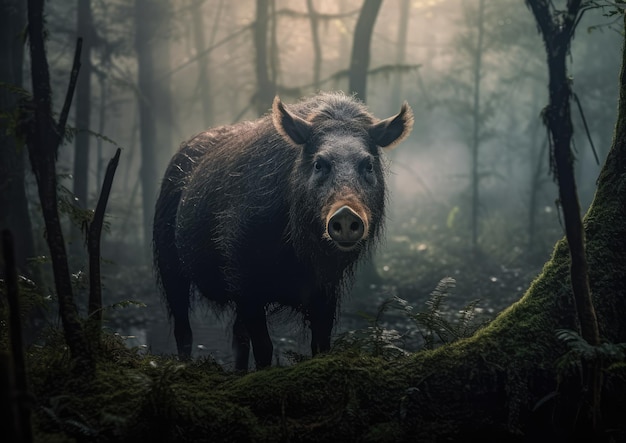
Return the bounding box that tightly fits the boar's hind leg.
[232,314,250,371]
[310,294,337,356]
[163,274,192,359]
[232,304,273,370]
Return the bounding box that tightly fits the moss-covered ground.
[18,224,626,442]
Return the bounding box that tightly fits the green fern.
[555,329,626,376]
[333,295,410,359]
[334,277,486,357]
[406,277,484,349]
[41,395,100,439]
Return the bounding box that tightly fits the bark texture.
[0,0,34,277]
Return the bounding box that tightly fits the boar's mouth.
[335,240,360,251]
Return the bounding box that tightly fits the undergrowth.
[334,277,489,358]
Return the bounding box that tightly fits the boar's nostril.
[328,206,365,249]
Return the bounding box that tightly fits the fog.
[20,0,623,361]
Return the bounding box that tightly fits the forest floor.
[94,199,562,365]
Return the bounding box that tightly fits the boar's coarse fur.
[153,92,413,370]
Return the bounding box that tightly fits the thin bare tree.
[525,0,601,432]
[26,0,93,371]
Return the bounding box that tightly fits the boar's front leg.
[309,293,337,356]
[232,304,273,370]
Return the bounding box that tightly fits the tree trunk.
[268,0,279,89]
[87,148,121,335]
[134,0,172,255]
[254,0,275,116]
[390,0,410,112]
[95,73,107,188]
[527,132,547,257]
[154,1,173,172]
[73,0,93,211]
[0,0,35,278]
[2,230,33,443]
[190,0,222,128]
[470,0,485,252]
[306,0,322,90]
[348,0,383,102]
[68,0,94,259]
[25,0,92,371]
[525,0,601,431]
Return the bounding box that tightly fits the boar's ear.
[272,96,312,146]
[368,102,414,150]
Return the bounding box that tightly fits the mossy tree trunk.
[526,0,602,431]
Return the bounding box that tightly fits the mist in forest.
[12,0,623,360]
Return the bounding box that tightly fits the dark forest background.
[1,0,623,366]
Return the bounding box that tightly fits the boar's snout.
[327,206,365,250]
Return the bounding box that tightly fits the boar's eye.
[361,158,377,185]
[361,158,375,174]
[313,158,330,174]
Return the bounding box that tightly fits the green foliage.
[85,300,148,329]
[41,395,100,439]
[555,328,626,377]
[62,125,125,151]
[335,277,487,358]
[446,205,460,229]
[402,277,485,350]
[281,349,310,365]
[56,180,98,234]
[0,82,33,148]
[0,274,48,350]
[333,296,410,359]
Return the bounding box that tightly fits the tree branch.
[56,37,82,156]
[87,148,121,331]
